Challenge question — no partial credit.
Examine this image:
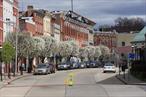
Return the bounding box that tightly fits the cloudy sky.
[19,0,146,25]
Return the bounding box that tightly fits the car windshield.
[105,63,113,66]
[37,64,47,68]
[59,63,65,65]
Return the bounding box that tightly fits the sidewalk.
[0,72,31,89]
[116,70,146,85]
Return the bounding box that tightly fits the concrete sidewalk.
[0,72,32,89]
[116,71,146,85]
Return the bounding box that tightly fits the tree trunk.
[8,63,11,79]
[26,56,29,72]
[0,62,2,81]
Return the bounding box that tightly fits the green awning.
[132,26,146,43]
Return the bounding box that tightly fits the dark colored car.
[57,63,70,70]
[86,61,99,68]
[70,62,80,69]
[79,62,87,68]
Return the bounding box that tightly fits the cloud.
[19,0,146,24]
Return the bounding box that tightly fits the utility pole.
[14,22,18,76]
[71,0,73,11]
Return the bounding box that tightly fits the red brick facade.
[61,19,89,47]
[0,0,3,46]
[52,11,95,47]
[19,19,35,36]
[94,32,117,49]
[13,0,19,32]
[0,0,19,46]
[19,6,44,36]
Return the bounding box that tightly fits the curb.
[115,75,128,85]
[116,75,146,85]
[0,74,32,89]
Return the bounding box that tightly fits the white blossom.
[58,41,73,57]
[99,45,110,56]
[94,46,102,59]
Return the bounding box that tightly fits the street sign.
[128,53,135,59]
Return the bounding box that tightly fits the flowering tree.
[31,37,45,57]
[99,45,110,56]
[99,45,110,62]
[7,32,33,58]
[57,41,73,62]
[94,46,102,61]
[86,46,95,61]
[41,36,58,63]
[68,40,79,56]
[41,36,57,57]
[79,47,88,61]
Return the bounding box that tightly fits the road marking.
[64,72,75,86]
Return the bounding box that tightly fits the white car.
[103,62,116,73]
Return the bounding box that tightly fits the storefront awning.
[132,26,146,43]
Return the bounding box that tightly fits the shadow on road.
[96,74,123,85]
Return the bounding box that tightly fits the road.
[0,68,146,97]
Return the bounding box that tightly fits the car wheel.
[33,73,36,75]
[103,71,106,73]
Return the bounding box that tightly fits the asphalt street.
[0,68,146,97]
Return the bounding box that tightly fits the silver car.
[103,62,116,73]
[33,64,50,75]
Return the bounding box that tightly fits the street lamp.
[5,18,18,76]
[131,45,134,54]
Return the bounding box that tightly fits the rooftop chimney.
[27,5,33,11]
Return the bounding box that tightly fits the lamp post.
[131,45,134,54]
[5,17,18,76]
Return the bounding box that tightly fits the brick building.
[13,0,19,32]
[0,0,3,46]
[51,10,96,47]
[0,0,19,46]
[19,6,58,37]
[94,31,117,51]
[19,6,44,36]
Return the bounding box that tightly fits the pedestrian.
[19,65,23,75]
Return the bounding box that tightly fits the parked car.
[86,61,98,68]
[33,64,50,75]
[103,62,116,73]
[79,62,87,68]
[70,62,80,69]
[57,63,70,70]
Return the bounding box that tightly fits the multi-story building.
[0,0,3,46]
[52,23,60,43]
[0,0,19,45]
[43,10,52,36]
[117,33,136,55]
[51,10,96,47]
[19,6,44,36]
[13,0,19,32]
[94,31,117,51]
[20,6,58,37]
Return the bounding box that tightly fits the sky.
[19,0,146,25]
